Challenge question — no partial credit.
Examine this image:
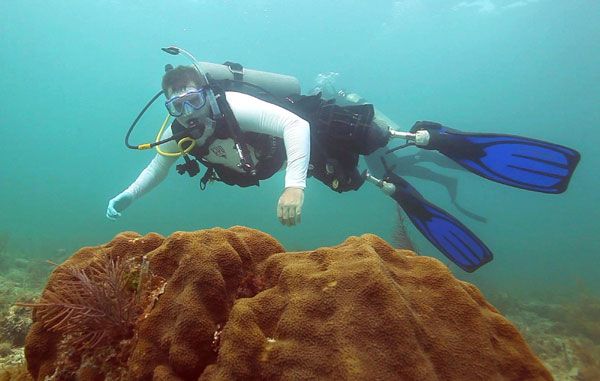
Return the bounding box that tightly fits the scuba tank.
[197,61,300,98]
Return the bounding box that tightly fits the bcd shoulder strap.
[211,85,256,174]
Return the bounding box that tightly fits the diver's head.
[162,65,210,126]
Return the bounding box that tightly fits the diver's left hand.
[277,187,304,226]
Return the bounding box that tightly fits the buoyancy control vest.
[172,64,390,192]
[171,82,287,188]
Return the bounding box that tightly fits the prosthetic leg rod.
[388,129,431,146]
[363,170,396,196]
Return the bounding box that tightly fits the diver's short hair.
[162,65,207,95]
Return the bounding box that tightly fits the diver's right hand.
[277,187,304,227]
[106,191,134,221]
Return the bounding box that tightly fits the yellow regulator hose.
[155,114,196,156]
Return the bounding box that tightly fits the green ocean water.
[0,0,598,296]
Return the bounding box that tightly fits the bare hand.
[277,187,304,226]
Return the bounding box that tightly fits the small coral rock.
[24,227,551,380]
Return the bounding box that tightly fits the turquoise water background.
[0,0,598,295]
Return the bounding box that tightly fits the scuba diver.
[107,47,581,273]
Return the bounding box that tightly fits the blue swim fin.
[410,122,581,194]
[382,172,493,272]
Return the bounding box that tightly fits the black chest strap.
[211,86,257,175]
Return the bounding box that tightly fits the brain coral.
[23,226,551,380]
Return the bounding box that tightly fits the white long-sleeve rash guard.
[124,91,311,201]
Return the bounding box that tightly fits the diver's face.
[166,82,209,127]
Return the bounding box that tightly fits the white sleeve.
[124,128,179,200]
[226,91,310,189]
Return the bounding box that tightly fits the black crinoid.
[20,255,139,351]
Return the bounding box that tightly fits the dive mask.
[165,88,207,117]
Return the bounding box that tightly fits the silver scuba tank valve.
[364,171,396,196]
[389,129,431,147]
